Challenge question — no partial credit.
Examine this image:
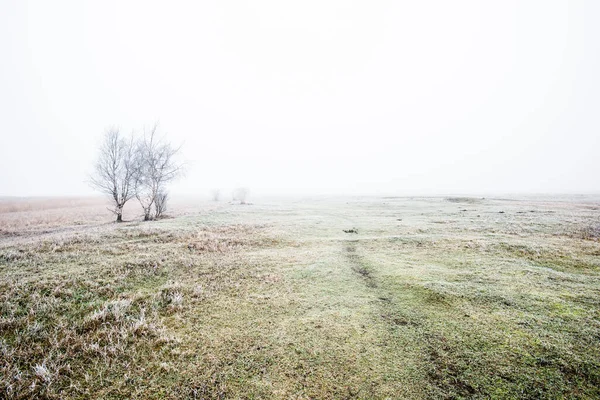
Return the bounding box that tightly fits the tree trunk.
[116,205,123,222]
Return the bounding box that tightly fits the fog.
[1,1,599,197]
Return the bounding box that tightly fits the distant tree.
[232,187,249,204]
[211,189,221,202]
[89,128,137,222]
[134,124,183,220]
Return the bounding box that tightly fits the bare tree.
[232,187,249,204]
[211,189,221,202]
[134,124,182,220]
[90,128,137,222]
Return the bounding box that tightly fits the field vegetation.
[1,195,599,398]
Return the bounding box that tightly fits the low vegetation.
[1,196,599,398]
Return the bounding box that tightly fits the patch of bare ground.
[445,197,483,204]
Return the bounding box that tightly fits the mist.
[1,0,599,197]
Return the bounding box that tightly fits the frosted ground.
[1,195,599,398]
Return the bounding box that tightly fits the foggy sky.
[1,1,599,197]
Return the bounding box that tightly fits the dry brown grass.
[0,197,110,236]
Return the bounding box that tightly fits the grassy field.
[1,195,599,399]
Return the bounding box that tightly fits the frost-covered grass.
[1,195,599,398]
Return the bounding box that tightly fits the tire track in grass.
[343,237,418,327]
[330,209,476,397]
[335,236,429,397]
[342,237,480,398]
[344,240,377,289]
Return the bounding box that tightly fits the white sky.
[1,0,599,197]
